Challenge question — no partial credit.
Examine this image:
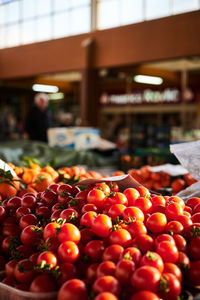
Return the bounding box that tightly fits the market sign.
[100,89,181,105]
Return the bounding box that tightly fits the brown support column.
[80,38,98,127]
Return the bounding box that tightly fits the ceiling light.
[134,75,163,85]
[32,84,59,93]
[48,93,64,100]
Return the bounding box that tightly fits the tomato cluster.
[0,180,200,300]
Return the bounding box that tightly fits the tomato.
[20,225,42,246]
[51,209,62,221]
[43,221,60,241]
[58,241,79,263]
[130,291,160,300]
[102,244,124,263]
[94,183,111,195]
[19,214,38,230]
[96,261,116,278]
[165,202,183,220]
[127,220,147,237]
[58,192,71,205]
[105,192,128,207]
[0,206,6,223]
[151,195,166,207]
[7,196,21,210]
[109,228,132,247]
[80,211,97,227]
[41,190,57,206]
[173,234,187,252]
[14,259,36,283]
[191,212,200,223]
[187,260,200,286]
[193,203,200,214]
[108,204,126,221]
[185,197,200,209]
[146,213,167,233]
[108,182,119,193]
[60,208,79,223]
[36,206,51,219]
[48,183,59,193]
[158,273,181,300]
[136,186,151,198]
[93,275,121,296]
[122,206,144,222]
[131,266,161,292]
[30,274,57,292]
[188,237,200,260]
[58,279,88,300]
[94,292,118,300]
[133,197,152,214]
[140,251,164,272]
[57,262,79,286]
[165,221,184,235]
[15,207,32,219]
[154,234,175,248]
[57,223,80,244]
[57,184,72,195]
[92,214,112,238]
[21,195,36,209]
[2,223,20,237]
[156,241,179,263]
[80,228,95,244]
[120,247,142,265]
[131,234,154,253]
[115,259,136,285]
[85,240,105,262]
[81,203,98,214]
[86,263,99,283]
[37,251,58,268]
[166,196,185,210]
[87,189,106,208]
[5,259,18,277]
[71,185,81,196]
[123,188,140,206]
[163,263,182,282]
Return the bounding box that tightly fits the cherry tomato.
[158,273,181,300]
[105,192,128,207]
[57,223,80,244]
[58,241,79,263]
[165,221,184,235]
[131,234,155,253]
[30,274,57,292]
[21,195,36,209]
[136,186,151,198]
[146,213,167,233]
[186,197,200,209]
[94,292,118,300]
[108,204,126,221]
[156,241,179,263]
[120,247,142,265]
[166,196,185,210]
[127,220,147,237]
[87,189,106,208]
[131,266,161,292]
[163,263,182,282]
[92,214,112,238]
[155,234,175,248]
[96,261,116,278]
[133,197,152,214]
[151,195,166,207]
[165,202,183,220]
[173,234,187,252]
[43,221,60,241]
[94,183,111,195]
[188,237,200,260]
[37,251,58,268]
[85,240,105,262]
[123,188,140,206]
[109,228,132,247]
[102,244,124,263]
[187,260,200,286]
[130,290,160,300]
[122,206,144,222]
[80,211,97,227]
[140,251,164,272]
[57,262,79,286]
[93,275,121,297]
[19,214,38,230]
[115,259,136,286]
[20,225,42,246]
[14,259,35,283]
[58,279,88,300]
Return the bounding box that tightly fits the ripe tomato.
[92,214,112,238]
[96,261,116,278]
[0,206,6,223]
[187,260,200,286]
[94,292,118,300]
[158,273,181,300]
[30,274,57,292]
[120,247,142,265]
[131,234,155,253]
[130,291,160,300]
[191,212,200,223]
[58,279,88,300]
[19,214,38,230]
[108,204,126,221]
[122,206,144,222]
[131,266,161,292]
[115,259,136,286]
[173,234,187,252]
[133,197,152,214]
[108,182,119,193]
[87,189,106,208]
[5,259,18,277]
[57,262,79,286]
[85,240,105,262]
[188,237,200,260]
[80,211,97,227]
[20,225,42,246]
[109,228,132,247]
[81,203,98,214]
[151,195,166,207]
[167,196,185,210]
[123,188,140,206]
[163,263,182,282]
[37,251,58,268]
[57,223,80,244]
[102,244,124,263]
[14,259,36,283]
[154,234,175,248]
[7,196,21,210]
[140,251,164,272]
[146,213,167,233]
[165,202,183,220]
[136,186,151,198]
[165,221,184,235]
[186,197,200,209]
[127,220,147,237]
[94,183,110,195]
[58,241,79,263]
[21,195,36,210]
[43,221,60,241]
[156,241,179,263]
[41,190,57,206]
[105,192,128,207]
[93,275,121,296]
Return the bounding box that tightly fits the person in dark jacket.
[25,93,52,142]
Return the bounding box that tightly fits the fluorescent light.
[48,93,64,100]
[32,84,59,93]
[134,75,163,85]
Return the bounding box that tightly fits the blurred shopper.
[25,93,52,142]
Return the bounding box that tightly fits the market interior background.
[0,0,200,172]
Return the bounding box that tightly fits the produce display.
[0,162,199,300]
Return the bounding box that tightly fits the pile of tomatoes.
[0,179,200,300]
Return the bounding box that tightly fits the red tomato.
[57,262,79,286]
[58,241,79,263]
[146,213,167,233]
[5,259,18,277]
[130,290,160,300]
[87,189,106,208]
[58,279,88,300]
[166,196,185,210]
[36,251,58,268]
[92,214,112,238]
[43,222,60,241]
[173,234,187,252]
[120,247,142,265]
[151,195,166,207]
[186,197,200,209]
[94,292,118,300]
[165,221,184,235]
[108,182,119,193]
[60,208,79,223]
[127,220,147,237]
[80,228,95,244]
[94,183,111,195]
[156,241,179,263]
[108,204,126,221]
[109,228,132,247]
[115,259,136,286]
[21,195,36,209]
[102,244,124,263]
[30,274,57,292]
[188,237,200,260]
[136,186,151,198]
[41,190,57,206]
[131,266,161,292]
[93,275,121,296]
[132,234,155,253]
[105,192,128,207]
[80,211,97,227]
[191,212,200,223]
[155,234,175,248]
[187,260,200,286]
[123,188,140,206]
[57,223,80,244]
[140,251,164,272]
[7,196,21,210]
[85,263,99,283]
[19,214,38,230]
[81,203,98,214]
[133,197,152,214]
[165,202,183,219]
[85,240,105,262]
[122,206,144,222]
[158,273,181,300]
[96,261,116,278]
[0,206,6,223]
[14,259,36,283]
[20,225,42,246]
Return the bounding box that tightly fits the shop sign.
[100,89,182,105]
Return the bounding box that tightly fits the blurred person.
[25,93,52,142]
